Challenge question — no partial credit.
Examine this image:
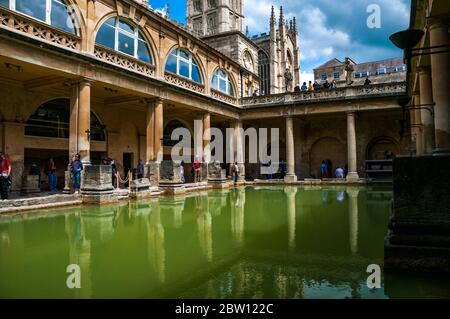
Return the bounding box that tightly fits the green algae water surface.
[1,186,449,298]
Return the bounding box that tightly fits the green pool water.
[1,186,449,299]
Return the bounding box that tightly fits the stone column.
[234,120,245,181]
[429,17,450,154]
[69,78,92,164]
[284,116,297,183]
[2,122,25,193]
[346,111,359,181]
[347,187,359,254]
[145,99,163,186]
[285,186,297,249]
[203,112,211,164]
[154,99,164,162]
[145,101,155,163]
[418,67,435,154]
[413,94,424,155]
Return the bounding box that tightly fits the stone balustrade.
[94,45,156,77]
[241,82,407,108]
[164,72,206,94]
[0,7,81,51]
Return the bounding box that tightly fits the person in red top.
[192,156,202,183]
[0,152,12,200]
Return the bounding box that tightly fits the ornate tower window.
[0,0,78,34]
[207,13,217,34]
[258,50,270,95]
[165,48,202,84]
[95,17,152,63]
[193,0,202,12]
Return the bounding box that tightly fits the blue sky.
[149,0,411,82]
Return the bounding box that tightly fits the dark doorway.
[123,153,134,177]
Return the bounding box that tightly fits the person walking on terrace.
[0,152,11,200]
[70,154,83,194]
[45,158,58,192]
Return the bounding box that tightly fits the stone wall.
[385,154,450,272]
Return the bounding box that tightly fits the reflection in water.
[146,203,166,283]
[285,187,297,249]
[3,185,450,299]
[160,196,186,228]
[65,213,92,298]
[347,188,360,254]
[196,195,213,262]
[230,188,245,245]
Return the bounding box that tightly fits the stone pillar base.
[129,178,159,199]
[207,162,229,189]
[81,165,117,204]
[346,172,360,182]
[159,160,185,195]
[145,162,160,187]
[21,175,40,194]
[63,170,72,194]
[284,174,298,183]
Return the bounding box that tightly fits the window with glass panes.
[95,17,152,64]
[212,69,233,95]
[0,0,77,34]
[165,49,202,84]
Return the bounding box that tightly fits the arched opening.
[95,17,152,63]
[309,137,346,178]
[23,98,106,190]
[258,50,270,95]
[25,98,105,141]
[165,48,202,84]
[0,0,79,35]
[366,136,400,160]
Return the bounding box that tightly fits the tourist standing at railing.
[45,158,57,192]
[364,77,372,86]
[70,154,83,195]
[320,160,328,179]
[307,81,313,92]
[331,80,337,89]
[301,82,308,92]
[137,159,144,179]
[111,159,117,187]
[232,162,240,184]
[193,156,202,183]
[323,80,331,89]
[0,152,11,200]
[313,80,321,90]
[294,84,301,92]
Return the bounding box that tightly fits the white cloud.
[243,0,409,75]
[300,70,314,85]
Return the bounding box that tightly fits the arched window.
[258,50,270,95]
[95,17,152,64]
[0,0,78,35]
[165,48,202,84]
[211,69,234,96]
[25,99,106,141]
